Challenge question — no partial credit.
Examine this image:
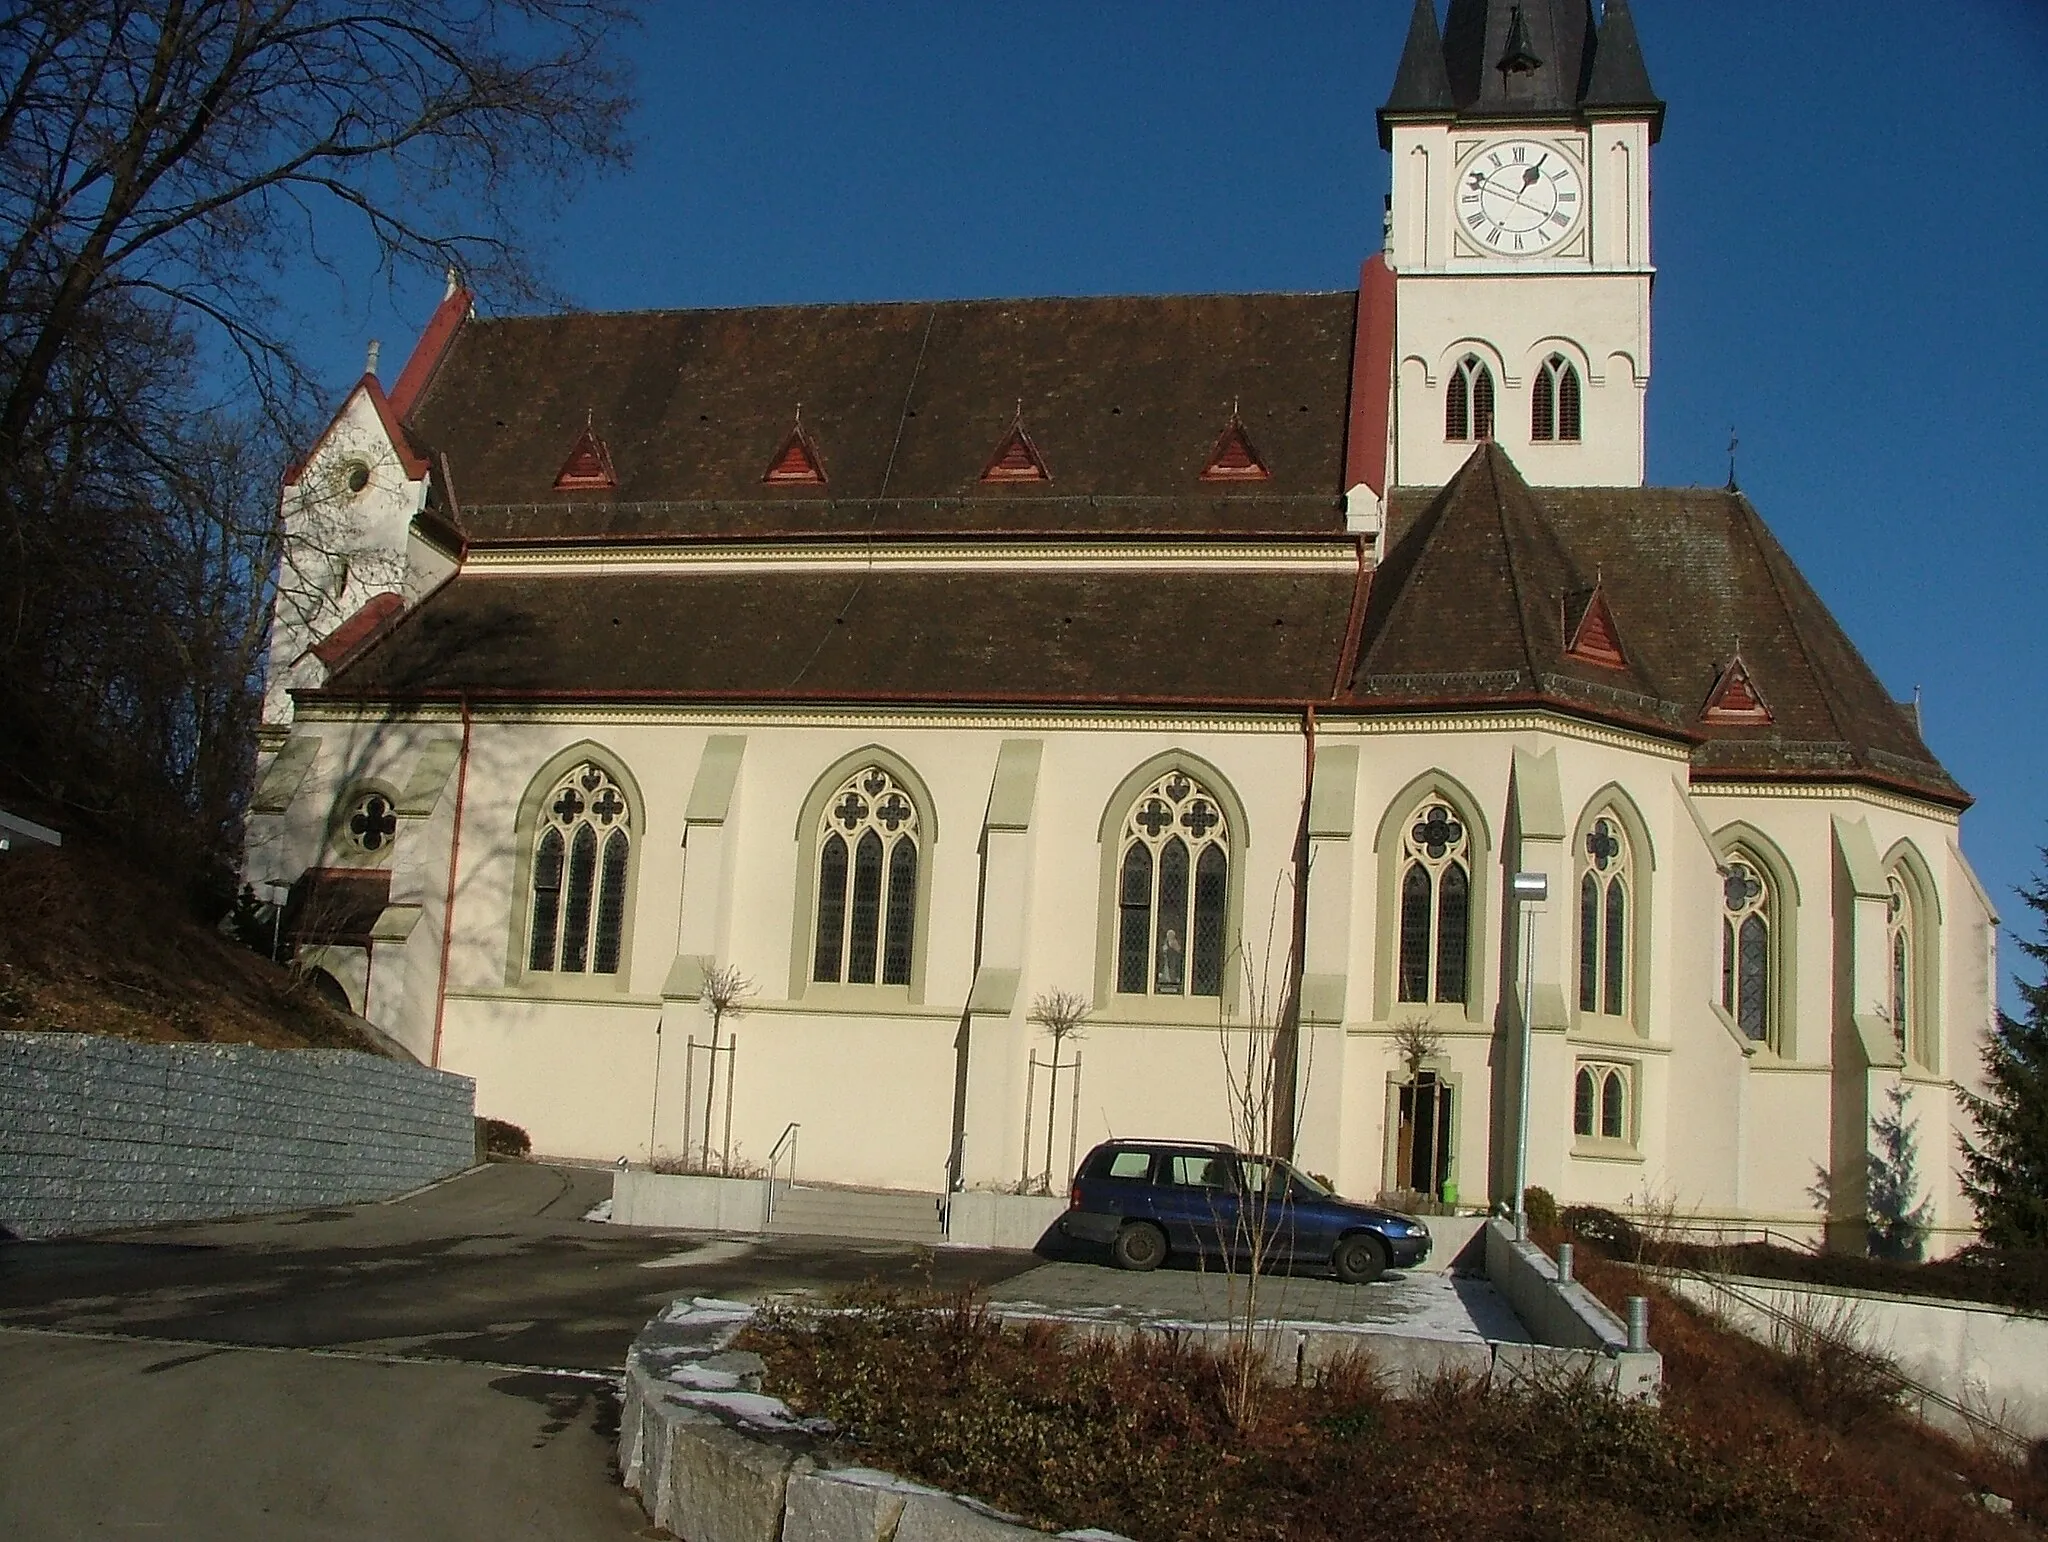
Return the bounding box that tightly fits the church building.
[246,0,1997,1254]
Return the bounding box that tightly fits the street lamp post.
[261,877,292,964]
[1509,870,1549,1240]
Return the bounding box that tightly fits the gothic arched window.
[1398,801,1472,1005]
[1578,815,1632,1019]
[1887,874,1915,1062]
[1445,355,1496,443]
[1720,855,1773,1044]
[1532,354,1582,443]
[1116,770,1229,998]
[813,766,921,986]
[1574,1062,1631,1141]
[528,763,632,975]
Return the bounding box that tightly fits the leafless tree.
[0,0,638,887]
[1391,1016,1445,1081]
[1028,988,1090,1194]
[699,962,753,1172]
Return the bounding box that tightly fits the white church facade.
[245,0,1998,1255]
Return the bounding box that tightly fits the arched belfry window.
[1887,874,1915,1061]
[1720,855,1773,1044]
[1532,354,1582,443]
[1578,815,1631,1019]
[812,767,920,986]
[1397,801,1472,1005]
[1116,770,1229,998]
[529,763,632,975]
[1445,355,1495,443]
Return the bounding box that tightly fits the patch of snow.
[658,1295,756,1325]
[581,1197,613,1222]
[665,1363,741,1391]
[671,1388,819,1431]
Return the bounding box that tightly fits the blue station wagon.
[1062,1140,1430,1283]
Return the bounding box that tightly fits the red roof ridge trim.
[309,590,407,670]
[1343,254,1395,498]
[1701,654,1773,724]
[554,418,619,491]
[981,412,1050,483]
[763,417,827,485]
[1201,410,1270,482]
[388,284,474,419]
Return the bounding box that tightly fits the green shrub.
[479,1117,530,1158]
[1523,1185,1559,1232]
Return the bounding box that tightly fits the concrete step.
[764,1185,946,1243]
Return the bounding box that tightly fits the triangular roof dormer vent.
[980,406,1050,483]
[553,416,618,491]
[1563,579,1627,670]
[1702,654,1773,725]
[763,412,827,486]
[1201,409,1270,482]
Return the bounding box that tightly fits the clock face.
[1458,138,1583,256]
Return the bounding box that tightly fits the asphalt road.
[0,1162,1041,1540]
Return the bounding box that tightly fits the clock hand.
[1521,153,1548,189]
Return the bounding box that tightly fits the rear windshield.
[1086,1147,1155,1181]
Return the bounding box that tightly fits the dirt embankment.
[0,835,390,1055]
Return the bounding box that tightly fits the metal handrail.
[765,1122,800,1221]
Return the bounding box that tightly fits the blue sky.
[303,2,2048,1007]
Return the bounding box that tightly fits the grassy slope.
[0,836,392,1055]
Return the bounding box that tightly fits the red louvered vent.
[1565,585,1626,670]
[1701,657,1773,724]
[981,419,1050,483]
[553,420,618,491]
[763,421,827,486]
[1201,416,1270,482]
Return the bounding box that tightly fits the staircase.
[764,1184,947,1244]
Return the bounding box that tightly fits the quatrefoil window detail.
[343,792,397,856]
[1118,770,1230,999]
[1723,864,1763,913]
[528,762,632,977]
[1412,806,1464,861]
[813,767,921,988]
[1579,814,1632,1019]
[1586,819,1621,872]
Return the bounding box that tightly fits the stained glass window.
[1720,856,1772,1044]
[1574,1066,1596,1137]
[1887,874,1915,1062]
[528,762,631,976]
[1575,1062,1631,1143]
[813,767,921,986]
[1577,815,1632,1020]
[1397,800,1473,1005]
[342,790,398,857]
[1116,770,1230,999]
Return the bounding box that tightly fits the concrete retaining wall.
[613,1169,770,1231]
[1660,1270,2048,1446]
[0,1030,475,1237]
[1481,1220,1660,1397]
[941,1192,1069,1251]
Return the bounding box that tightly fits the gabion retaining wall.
[0,1031,475,1237]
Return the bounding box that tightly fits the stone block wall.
[0,1031,475,1237]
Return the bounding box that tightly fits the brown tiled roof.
[317,568,1360,706]
[1352,446,1966,807]
[401,292,1357,541]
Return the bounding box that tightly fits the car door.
[1151,1151,1240,1259]
[1236,1157,1306,1266]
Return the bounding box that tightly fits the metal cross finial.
[1726,427,1740,492]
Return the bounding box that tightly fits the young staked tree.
[699,963,754,1174]
[1961,854,2048,1250]
[1027,989,1089,1195]
[0,2,638,886]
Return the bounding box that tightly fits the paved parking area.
[987,1259,1529,1343]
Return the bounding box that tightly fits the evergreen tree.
[1867,1083,1933,1261]
[1960,853,2048,1250]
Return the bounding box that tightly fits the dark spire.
[1582,0,1665,140]
[1379,0,1455,146]
[1496,5,1543,77]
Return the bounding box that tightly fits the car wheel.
[1112,1221,1167,1272]
[1332,1233,1388,1285]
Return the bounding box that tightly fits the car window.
[1162,1154,1234,1189]
[1104,1149,1152,1181]
[1285,1163,1333,1199]
[1240,1158,1283,1198]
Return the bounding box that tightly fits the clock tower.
[1378,0,1663,488]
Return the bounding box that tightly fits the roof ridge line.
[1733,493,1858,752]
[1485,447,1546,691]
